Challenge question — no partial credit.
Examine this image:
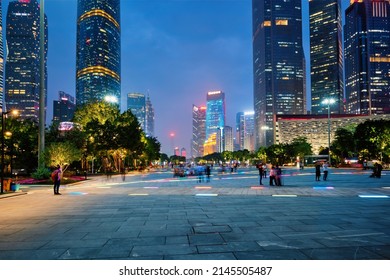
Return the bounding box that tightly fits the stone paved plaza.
[0,167,389,260]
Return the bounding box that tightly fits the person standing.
[205,165,211,182]
[52,165,62,195]
[322,161,329,181]
[257,163,264,185]
[315,162,321,181]
[262,163,267,178]
[275,165,282,186]
[269,166,276,186]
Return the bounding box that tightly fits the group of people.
[315,161,329,181]
[256,163,283,186]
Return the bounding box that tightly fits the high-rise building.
[53,91,76,122]
[205,91,225,140]
[192,105,206,158]
[252,0,305,149]
[0,1,4,112]
[224,126,234,152]
[145,95,155,137]
[5,0,48,120]
[309,0,344,114]
[76,0,121,107]
[243,111,255,152]
[235,112,244,150]
[127,93,146,131]
[344,0,390,115]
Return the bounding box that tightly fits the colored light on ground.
[69,192,88,195]
[358,195,389,198]
[195,186,212,189]
[313,186,334,190]
[128,193,149,196]
[251,186,264,190]
[195,194,218,196]
[272,194,298,197]
[97,186,111,189]
[144,187,159,189]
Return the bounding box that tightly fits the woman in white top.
[322,162,329,181]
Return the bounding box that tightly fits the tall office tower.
[191,105,206,158]
[235,112,244,150]
[0,1,3,112]
[53,91,76,122]
[127,93,146,131]
[224,126,234,152]
[205,91,225,140]
[5,0,47,120]
[345,0,390,115]
[145,95,154,137]
[243,111,255,152]
[252,0,305,149]
[310,0,344,114]
[76,0,121,107]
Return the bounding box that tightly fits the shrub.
[32,167,51,180]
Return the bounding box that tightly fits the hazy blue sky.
[2,0,350,155]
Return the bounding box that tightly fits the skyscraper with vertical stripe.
[252,0,305,148]
[309,0,344,114]
[76,0,121,107]
[344,0,390,115]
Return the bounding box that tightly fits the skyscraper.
[243,111,255,152]
[344,0,390,115]
[0,0,4,112]
[145,95,155,137]
[192,105,206,158]
[310,0,344,114]
[205,91,225,140]
[5,0,48,120]
[127,93,146,131]
[252,0,305,148]
[76,0,121,107]
[235,112,244,150]
[53,91,76,123]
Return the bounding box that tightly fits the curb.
[0,191,28,199]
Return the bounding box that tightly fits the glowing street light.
[321,98,336,165]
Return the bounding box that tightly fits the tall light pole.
[38,0,45,168]
[321,98,336,166]
[1,110,18,193]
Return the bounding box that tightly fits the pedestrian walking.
[322,161,329,181]
[51,165,62,195]
[256,163,264,185]
[205,165,211,182]
[315,162,321,181]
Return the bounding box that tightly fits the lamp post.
[1,110,18,193]
[321,98,336,166]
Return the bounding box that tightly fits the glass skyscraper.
[192,105,206,158]
[344,0,390,115]
[127,93,146,132]
[145,95,155,137]
[5,0,48,120]
[205,91,225,141]
[252,0,305,148]
[76,0,121,107]
[310,0,344,114]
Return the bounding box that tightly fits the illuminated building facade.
[344,0,390,115]
[53,91,76,122]
[127,93,146,132]
[224,126,234,152]
[5,0,48,120]
[236,112,244,150]
[145,95,154,137]
[252,0,305,148]
[205,91,225,140]
[275,114,390,155]
[243,111,255,152]
[76,0,121,107]
[192,105,206,158]
[310,0,344,114]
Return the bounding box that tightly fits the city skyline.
[1,0,352,155]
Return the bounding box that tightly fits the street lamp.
[1,110,18,193]
[321,98,336,166]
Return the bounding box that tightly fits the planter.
[10,183,20,192]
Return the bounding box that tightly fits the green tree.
[45,141,82,173]
[290,137,312,161]
[332,127,356,162]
